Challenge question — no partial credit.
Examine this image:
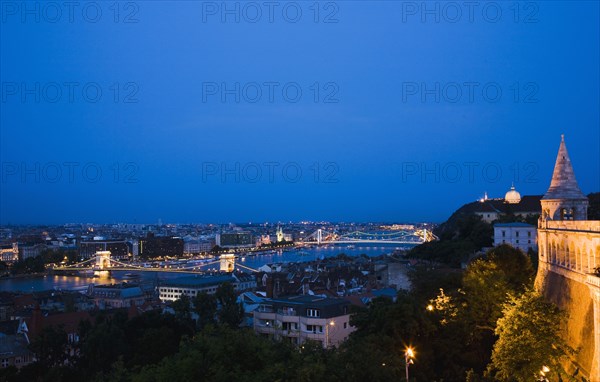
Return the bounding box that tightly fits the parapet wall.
[541,220,600,232]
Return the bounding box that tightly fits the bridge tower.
[220,254,235,272]
[535,135,600,381]
[317,229,323,245]
[276,225,284,242]
[95,251,111,270]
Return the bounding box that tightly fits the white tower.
[219,254,235,272]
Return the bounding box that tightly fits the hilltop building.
[472,186,542,223]
[535,135,600,381]
[493,222,537,252]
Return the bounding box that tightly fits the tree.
[10,256,45,274]
[462,260,511,332]
[193,291,217,329]
[78,312,129,377]
[487,289,573,382]
[29,325,70,368]
[171,295,192,322]
[486,245,534,291]
[132,326,298,382]
[124,310,193,368]
[215,283,244,328]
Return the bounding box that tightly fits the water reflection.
[0,244,415,292]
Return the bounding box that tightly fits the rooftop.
[543,135,587,200]
[493,222,535,228]
[270,295,349,306]
[468,195,543,215]
[260,295,351,318]
[162,274,236,287]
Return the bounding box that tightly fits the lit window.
[307,309,321,318]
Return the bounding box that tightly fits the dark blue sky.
[1,1,599,224]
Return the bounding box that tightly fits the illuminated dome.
[504,184,521,204]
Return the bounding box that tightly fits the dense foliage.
[9,249,78,275]
[1,247,573,382]
[487,289,573,382]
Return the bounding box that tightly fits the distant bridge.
[299,228,437,245]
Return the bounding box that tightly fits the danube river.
[0,243,416,293]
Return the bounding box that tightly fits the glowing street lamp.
[405,347,415,381]
[538,366,550,382]
[325,320,335,347]
[426,304,434,312]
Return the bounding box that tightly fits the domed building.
[468,186,541,223]
[504,184,522,204]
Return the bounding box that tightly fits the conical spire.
[543,135,586,200]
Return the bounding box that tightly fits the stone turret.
[540,135,588,222]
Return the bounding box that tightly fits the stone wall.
[536,265,595,378]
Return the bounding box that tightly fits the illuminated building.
[535,135,600,381]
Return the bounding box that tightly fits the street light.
[405,347,415,381]
[538,366,550,382]
[325,320,335,347]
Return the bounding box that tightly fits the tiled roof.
[0,333,30,357]
[262,295,351,318]
[544,135,587,200]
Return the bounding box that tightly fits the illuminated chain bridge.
[300,228,437,245]
[52,251,259,274]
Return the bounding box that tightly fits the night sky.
[1,1,599,224]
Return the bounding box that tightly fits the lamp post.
[325,320,335,347]
[405,347,414,381]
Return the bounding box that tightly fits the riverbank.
[0,272,46,280]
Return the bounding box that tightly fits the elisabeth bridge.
[298,227,437,245]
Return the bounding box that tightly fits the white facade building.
[158,273,256,302]
[493,222,537,252]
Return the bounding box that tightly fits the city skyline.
[1,2,600,379]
